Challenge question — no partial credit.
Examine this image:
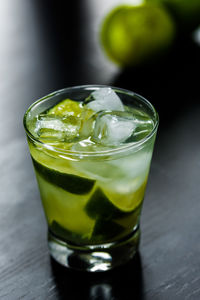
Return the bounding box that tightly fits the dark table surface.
[0,1,200,299]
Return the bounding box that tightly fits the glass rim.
[23,84,159,158]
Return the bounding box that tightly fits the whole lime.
[146,0,200,32]
[100,4,176,67]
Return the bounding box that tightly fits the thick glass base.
[48,226,140,272]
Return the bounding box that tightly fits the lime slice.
[50,219,124,245]
[100,4,175,67]
[85,185,145,221]
[50,221,91,245]
[102,178,147,213]
[85,188,125,220]
[90,218,125,244]
[85,186,145,244]
[115,205,142,228]
[42,98,95,145]
[37,173,95,236]
[48,98,83,117]
[32,157,95,194]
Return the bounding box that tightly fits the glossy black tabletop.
[0,1,200,299]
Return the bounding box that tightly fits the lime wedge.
[50,221,90,245]
[90,218,125,244]
[85,181,146,220]
[115,205,142,228]
[32,157,95,194]
[102,179,147,213]
[85,188,126,220]
[51,219,124,245]
[85,187,145,244]
[48,98,83,117]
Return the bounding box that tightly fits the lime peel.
[32,157,95,194]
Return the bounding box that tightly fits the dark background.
[0,0,200,299]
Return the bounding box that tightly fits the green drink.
[24,85,158,271]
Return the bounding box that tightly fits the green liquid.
[28,97,154,245]
[32,154,146,245]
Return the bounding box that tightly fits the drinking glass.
[24,85,159,272]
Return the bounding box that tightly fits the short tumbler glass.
[24,85,158,272]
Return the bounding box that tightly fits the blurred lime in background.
[146,0,200,32]
[100,4,176,67]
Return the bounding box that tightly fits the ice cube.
[86,87,124,112]
[70,149,122,182]
[99,151,153,193]
[35,114,81,142]
[92,111,136,145]
[124,108,154,142]
[111,151,152,179]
